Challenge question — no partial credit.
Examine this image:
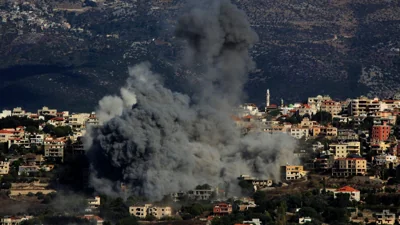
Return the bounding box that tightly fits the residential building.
[372,122,391,142]
[374,154,397,166]
[333,186,361,202]
[0,215,33,225]
[129,204,172,219]
[18,166,40,176]
[308,95,332,107]
[349,96,380,116]
[321,100,342,115]
[0,110,11,119]
[300,117,318,128]
[375,210,395,225]
[68,113,91,131]
[8,138,31,149]
[314,156,335,170]
[79,214,104,225]
[48,117,66,127]
[281,165,306,180]
[298,104,315,117]
[329,142,361,159]
[332,158,367,177]
[371,141,391,155]
[87,196,101,209]
[44,137,65,162]
[238,175,273,191]
[38,106,57,117]
[213,203,232,216]
[29,134,44,146]
[289,127,309,139]
[0,130,14,143]
[0,128,24,143]
[0,161,10,175]
[23,154,44,166]
[337,129,358,142]
[86,113,100,127]
[11,107,26,117]
[187,189,215,201]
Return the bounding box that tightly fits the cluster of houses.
[234,92,400,179]
[0,106,99,175]
[3,91,400,224]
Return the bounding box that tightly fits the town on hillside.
[2,91,400,225]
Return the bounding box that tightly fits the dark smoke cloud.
[86,0,298,200]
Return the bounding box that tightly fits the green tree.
[117,216,139,225]
[276,201,287,225]
[268,109,281,117]
[25,126,39,133]
[312,111,332,125]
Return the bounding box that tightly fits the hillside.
[0,0,399,111]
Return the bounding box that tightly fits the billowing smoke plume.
[86,0,298,200]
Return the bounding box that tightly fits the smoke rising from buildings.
[86,0,298,200]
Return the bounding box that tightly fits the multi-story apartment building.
[349,96,380,116]
[213,203,233,216]
[129,204,172,219]
[38,106,57,117]
[68,113,91,131]
[289,127,309,139]
[371,122,391,142]
[86,113,100,127]
[0,128,24,143]
[337,129,359,142]
[0,161,10,175]
[329,142,361,159]
[332,158,367,177]
[187,189,215,201]
[281,165,306,180]
[321,100,342,115]
[44,137,65,162]
[29,134,44,146]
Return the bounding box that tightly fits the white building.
[331,186,361,202]
[299,217,312,224]
[0,110,11,119]
[375,154,397,166]
[242,218,262,225]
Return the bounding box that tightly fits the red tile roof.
[0,130,14,134]
[336,186,359,192]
